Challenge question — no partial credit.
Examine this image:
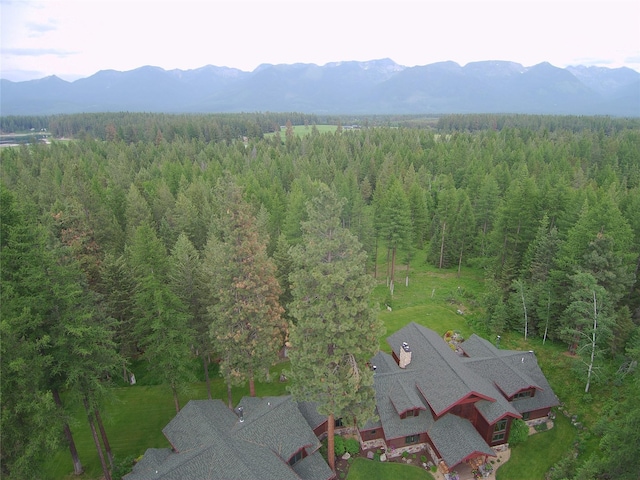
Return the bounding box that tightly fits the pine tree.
[1,190,61,477]
[205,181,286,402]
[287,184,384,471]
[128,223,195,413]
[378,178,412,294]
[169,233,214,398]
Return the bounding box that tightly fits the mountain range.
[2,59,639,116]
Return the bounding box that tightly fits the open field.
[264,124,339,137]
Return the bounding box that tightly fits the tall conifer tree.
[287,184,384,471]
[205,180,285,402]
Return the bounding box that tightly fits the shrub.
[320,438,328,459]
[345,438,360,455]
[535,421,548,432]
[112,456,136,480]
[421,455,427,463]
[402,450,409,458]
[334,435,346,456]
[509,418,529,447]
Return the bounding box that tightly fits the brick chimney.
[399,342,412,368]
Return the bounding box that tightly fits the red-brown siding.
[360,428,384,441]
[523,407,551,420]
[386,432,429,450]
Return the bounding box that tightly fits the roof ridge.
[235,395,292,429]
[413,324,497,404]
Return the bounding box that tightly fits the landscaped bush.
[508,418,530,447]
[345,438,360,455]
[334,435,346,456]
[112,455,136,480]
[534,421,548,432]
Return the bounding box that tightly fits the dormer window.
[288,448,306,466]
[513,389,533,399]
[401,409,419,419]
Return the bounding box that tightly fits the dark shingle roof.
[292,451,335,480]
[235,396,319,461]
[461,335,559,413]
[388,323,497,416]
[125,396,333,480]
[162,400,236,452]
[428,414,496,468]
[389,378,426,415]
[297,401,327,430]
[373,369,434,439]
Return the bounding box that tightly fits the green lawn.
[496,413,575,480]
[44,365,289,479]
[346,458,434,480]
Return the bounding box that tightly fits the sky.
[1,0,639,82]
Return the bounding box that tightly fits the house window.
[494,419,507,433]
[405,410,414,417]
[288,449,304,466]
[492,419,508,443]
[369,430,377,435]
[335,418,344,427]
[522,412,530,420]
[513,390,532,399]
[405,435,419,444]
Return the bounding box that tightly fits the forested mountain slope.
[2,60,639,115]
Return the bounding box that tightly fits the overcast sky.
[2,0,639,82]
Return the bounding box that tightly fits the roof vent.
[237,406,244,423]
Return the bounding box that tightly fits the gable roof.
[125,397,334,480]
[234,396,319,461]
[388,323,498,417]
[389,378,426,415]
[428,414,496,468]
[461,334,559,413]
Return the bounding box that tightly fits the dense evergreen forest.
[2,113,640,479]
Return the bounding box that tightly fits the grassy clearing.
[264,124,338,138]
[496,413,575,480]
[372,257,484,351]
[346,457,434,480]
[44,364,289,479]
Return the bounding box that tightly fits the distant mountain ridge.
[2,59,639,116]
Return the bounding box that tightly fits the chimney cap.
[402,342,411,352]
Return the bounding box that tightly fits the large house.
[124,396,335,480]
[357,322,559,471]
[126,323,558,478]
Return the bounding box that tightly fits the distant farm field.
[265,124,339,137]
